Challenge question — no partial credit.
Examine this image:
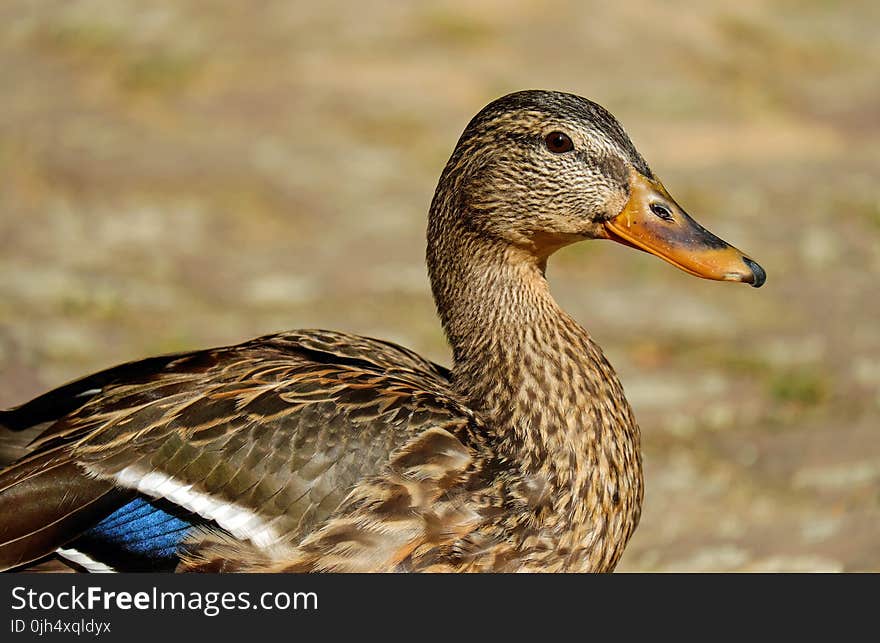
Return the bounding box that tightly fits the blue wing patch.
[69,497,208,571]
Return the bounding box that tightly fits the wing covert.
[1,330,479,563]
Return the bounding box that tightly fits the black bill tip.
[742,257,766,288]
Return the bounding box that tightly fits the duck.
[0,90,765,573]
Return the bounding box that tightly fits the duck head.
[433,90,765,287]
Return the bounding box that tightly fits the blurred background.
[0,0,878,571]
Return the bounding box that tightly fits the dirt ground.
[1,1,878,571]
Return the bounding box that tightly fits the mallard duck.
[0,90,764,573]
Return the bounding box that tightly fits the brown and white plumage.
[0,90,764,573]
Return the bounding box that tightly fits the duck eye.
[649,203,674,221]
[545,131,574,154]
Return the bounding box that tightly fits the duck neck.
[428,215,643,567]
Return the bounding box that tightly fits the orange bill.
[604,169,765,287]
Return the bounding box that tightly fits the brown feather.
[0,453,127,571]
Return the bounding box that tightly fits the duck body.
[0,90,763,573]
[0,325,640,572]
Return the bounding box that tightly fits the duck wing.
[0,330,481,572]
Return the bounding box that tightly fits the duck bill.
[603,170,765,287]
